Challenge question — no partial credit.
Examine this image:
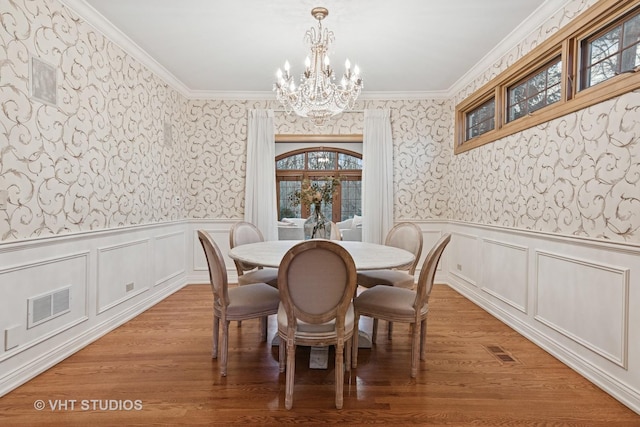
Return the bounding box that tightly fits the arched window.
[276,148,362,221]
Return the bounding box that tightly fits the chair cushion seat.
[226,283,280,317]
[354,286,426,319]
[238,268,279,287]
[357,270,415,289]
[277,303,355,338]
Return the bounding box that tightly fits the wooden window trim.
[455,0,640,155]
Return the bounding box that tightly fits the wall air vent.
[28,287,71,328]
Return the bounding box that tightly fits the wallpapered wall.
[184,99,452,221]
[451,0,640,243]
[0,0,185,241]
[1,0,638,244]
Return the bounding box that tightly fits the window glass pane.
[621,13,640,70]
[465,98,495,141]
[547,84,561,104]
[308,151,335,170]
[507,57,561,122]
[590,27,621,65]
[581,10,640,90]
[340,180,361,220]
[589,55,618,86]
[547,61,562,86]
[338,153,362,170]
[279,180,302,219]
[622,13,640,48]
[509,102,526,121]
[276,154,304,170]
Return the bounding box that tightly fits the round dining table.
[228,239,415,358]
[228,240,415,271]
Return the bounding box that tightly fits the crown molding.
[58,0,190,95]
[59,0,573,103]
[447,0,573,98]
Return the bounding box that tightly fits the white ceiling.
[70,0,568,98]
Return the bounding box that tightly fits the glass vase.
[304,203,330,239]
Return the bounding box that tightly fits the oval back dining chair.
[352,233,451,378]
[356,222,423,339]
[229,221,279,287]
[198,230,280,377]
[277,240,357,410]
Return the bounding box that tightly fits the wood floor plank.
[0,284,638,426]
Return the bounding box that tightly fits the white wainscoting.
[0,221,188,397]
[445,220,640,415]
[2,218,639,415]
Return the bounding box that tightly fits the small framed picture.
[30,56,57,106]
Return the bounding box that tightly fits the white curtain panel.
[245,109,278,241]
[362,109,394,244]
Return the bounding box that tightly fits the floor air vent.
[484,344,518,364]
[28,287,71,328]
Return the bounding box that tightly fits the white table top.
[228,240,414,271]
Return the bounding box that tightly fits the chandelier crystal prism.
[274,7,363,126]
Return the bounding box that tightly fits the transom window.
[507,57,562,122]
[581,8,640,89]
[276,148,362,221]
[455,0,640,154]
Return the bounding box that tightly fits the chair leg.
[212,315,219,359]
[285,338,296,410]
[335,341,344,409]
[420,319,427,360]
[260,316,267,342]
[388,321,393,339]
[372,318,378,344]
[410,321,420,378]
[278,335,286,373]
[352,313,360,368]
[345,336,351,372]
[221,319,230,377]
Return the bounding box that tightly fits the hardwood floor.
[1,284,638,426]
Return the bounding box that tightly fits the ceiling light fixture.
[274,7,363,127]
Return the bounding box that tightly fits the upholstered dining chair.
[352,233,451,378]
[277,240,357,410]
[198,230,280,377]
[356,222,423,340]
[229,221,279,287]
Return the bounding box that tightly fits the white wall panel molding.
[534,250,630,368]
[0,251,90,363]
[0,221,189,398]
[444,221,640,415]
[96,239,151,315]
[449,232,479,287]
[480,238,529,313]
[447,220,640,254]
[0,278,183,398]
[154,231,187,287]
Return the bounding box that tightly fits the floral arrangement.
[289,177,340,209]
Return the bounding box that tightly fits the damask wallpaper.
[451,0,640,243]
[0,0,184,241]
[1,0,638,244]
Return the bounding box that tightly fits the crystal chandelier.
[274,7,363,126]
